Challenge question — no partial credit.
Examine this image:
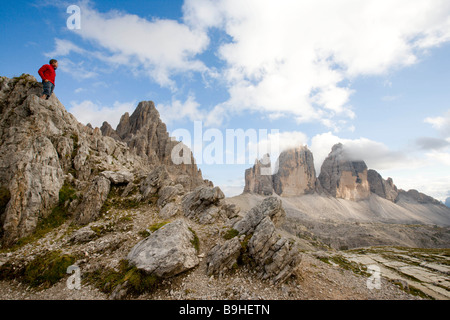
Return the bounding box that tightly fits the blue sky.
[1,0,450,201]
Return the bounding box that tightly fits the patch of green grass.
[317,257,331,265]
[223,228,239,240]
[70,134,79,160]
[23,251,77,289]
[329,255,370,277]
[149,221,169,233]
[237,234,255,267]
[189,227,200,253]
[99,186,145,217]
[138,230,151,238]
[90,223,114,237]
[0,250,77,290]
[408,285,435,300]
[84,259,160,296]
[59,181,78,205]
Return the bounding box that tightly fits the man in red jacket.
[38,59,58,100]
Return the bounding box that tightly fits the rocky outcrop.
[244,154,273,195]
[102,101,206,192]
[157,184,184,209]
[272,146,316,196]
[318,143,370,201]
[206,237,242,276]
[206,197,301,284]
[182,186,225,224]
[233,196,286,234]
[398,189,443,206]
[100,170,134,185]
[139,166,172,199]
[367,169,399,202]
[0,74,209,247]
[127,220,199,278]
[100,121,120,140]
[74,175,111,225]
[0,75,150,245]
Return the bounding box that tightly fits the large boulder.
[247,216,301,284]
[233,196,285,235]
[100,170,134,185]
[181,186,225,224]
[127,220,199,278]
[206,197,300,284]
[206,237,242,276]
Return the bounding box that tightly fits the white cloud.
[184,0,450,126]
[45,38,86,57]
[249,131,308,165]
[70,3,210,88]
[157,94,205,124]
[57,57,98,80]
[425,109,450,137]
[69,100,136,128]
[310,132,413,174]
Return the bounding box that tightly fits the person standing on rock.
[38,59,58,100]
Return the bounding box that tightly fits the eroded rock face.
[367,169,399,202]
[140,166,172,199]
[127,220,199,278]
[398,189,443,205]
[74,175,111,225]
[0,75,208,246]
[182,186,225,224]
[103,101,206,192]
[100,121,120,141]
[0,75,146,245]
[206,237,242,276]
[157,184,184,209]
[272,146,316,196]
[206,197,301,284]
[244,154,273,196]
[100,170,134,185]
[233,196,286,235]
[247,216,301,284]
[318,143,370,201]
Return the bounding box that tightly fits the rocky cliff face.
[0,75,208,246]
[272,146,317,196]
[243,154,273,195]
[318,143,370,201]
[101,101,206,191]
[367,169,399,202]
[244,143,445,209]
[244,146,317,197]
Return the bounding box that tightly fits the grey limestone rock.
[181,186,225,224]
[127,220,199,278]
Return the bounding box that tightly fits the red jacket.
[38,64,56,85]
